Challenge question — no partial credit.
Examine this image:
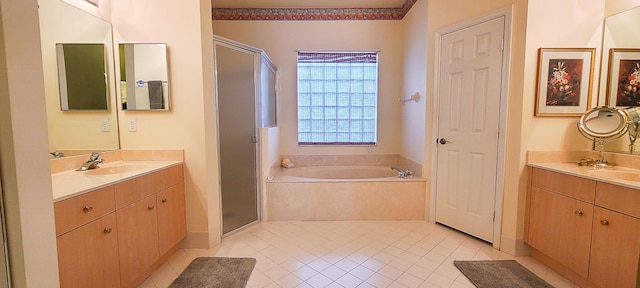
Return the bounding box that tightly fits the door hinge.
[493,212,495,222]
[500,39,504,51]
[251,136,257,144]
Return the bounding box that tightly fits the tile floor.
[139,221,578,288]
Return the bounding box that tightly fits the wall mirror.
[39,0,119,157]
[56,43,108,110]
[597,4,640,154]
[119,43,170,110]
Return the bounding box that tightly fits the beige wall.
[0,0,60,286]
[111,0,219,248]
[400,0,428,165]
[513,0,605,253]
[212,20,405,156]
[605,0,640,16]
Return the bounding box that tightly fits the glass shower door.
[215,43,259,235]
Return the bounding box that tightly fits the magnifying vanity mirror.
[119,43,170,110]
[39,0,119,157]
[577,106,629,166]
[577,106,628,140]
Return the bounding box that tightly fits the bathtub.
[265,165,426,221]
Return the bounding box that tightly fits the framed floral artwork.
[606,48,640,107]
[535,48,595,116]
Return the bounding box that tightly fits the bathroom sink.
[83,164,147,175]
[587,169,640,182]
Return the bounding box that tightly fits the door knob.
[438,138,452,145]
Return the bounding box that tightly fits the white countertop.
[52,160,182,202]
[528,162,640,190]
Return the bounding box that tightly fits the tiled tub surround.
[266,155,426,221]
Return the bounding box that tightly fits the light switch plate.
[128,118,137,132]
[100,118,110,132]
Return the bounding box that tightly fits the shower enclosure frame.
[213,35,277,236]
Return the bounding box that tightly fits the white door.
[435,16,505,243]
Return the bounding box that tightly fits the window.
[297,51,378,145]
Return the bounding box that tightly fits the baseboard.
[500,234,531,256]
[180,231,213,249]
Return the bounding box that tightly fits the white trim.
[430,6,513,250]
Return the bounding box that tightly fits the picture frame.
[535,48,595,116]
[605,48,640,108]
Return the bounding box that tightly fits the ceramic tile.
[140,221,575,288]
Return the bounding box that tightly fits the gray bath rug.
[454,260,554,288]
[169,257,256,288]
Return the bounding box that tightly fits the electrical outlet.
[100,118,110,132]
[128,118,137,132]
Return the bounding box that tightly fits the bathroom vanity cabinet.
[54,164,185,288]
[526,167,640,288]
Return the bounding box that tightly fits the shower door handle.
[250,135,257,144]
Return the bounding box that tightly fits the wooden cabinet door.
[57,213,120,288]
[117,196,159,288]
[157,184,187,255]
[589,207,640,288]
[527,187,593,278]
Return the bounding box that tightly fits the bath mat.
[454,260,554,288]
[169,257,256,288]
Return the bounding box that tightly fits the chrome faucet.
[76,152,104,171]
[391,166,413,178]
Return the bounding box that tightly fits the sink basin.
[587,169,640,182]
[83,164,147,175]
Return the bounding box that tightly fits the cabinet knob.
[83,205,93,213]
[600,220,610,226]
[103,227,112,234]
[574,210,583,216]
[161,198,167,203]
[148,205,155,210]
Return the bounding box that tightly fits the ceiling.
[211,0,408,9]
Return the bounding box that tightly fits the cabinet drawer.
[161,164,183,190]
[54,186,115,236]
[114,170,163,208]
[595,182,640,218]
[532,168,595,203]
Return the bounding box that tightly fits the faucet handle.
[577,157,593,166]
[88,151,105,162]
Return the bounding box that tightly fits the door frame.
[429,7,513,250]
[213,36,264,237]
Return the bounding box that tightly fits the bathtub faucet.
[391,166,413,178]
